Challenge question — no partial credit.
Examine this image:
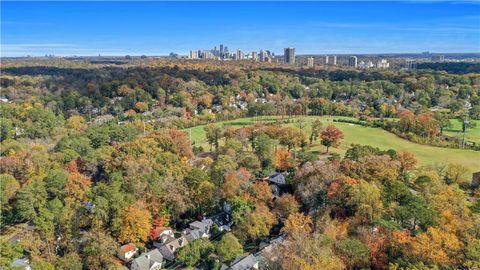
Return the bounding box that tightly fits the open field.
[187,116,480,173]
[444,119,480,143]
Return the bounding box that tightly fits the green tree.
[310,119,322,144]
[82,228,119,269]
[43,169,68,199]
[336,239,370,268]
[210,155,237,185]
[0,240,24,269]
[349,180,383,224]
[434,112,452,135]
[216,233,244,263]
[176,238,214,267]
[0,118,15,142]
[14,181,47,222]
[204,124,223,151]
[0,174,20,208]
[394,194,438,231]
[253,134,274,169]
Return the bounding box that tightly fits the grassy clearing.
[186,116,480,173]
[444,119,480,143]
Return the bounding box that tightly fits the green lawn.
[444,119,480,144]
[187,116,480,173]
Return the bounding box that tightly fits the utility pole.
[462,101,472,149]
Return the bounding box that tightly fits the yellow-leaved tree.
[118,203,152,246]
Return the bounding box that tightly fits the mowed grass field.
[444,119,480,143]
[186,116,480,173]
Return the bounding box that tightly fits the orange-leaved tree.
[118,202,152,246]
[320,125,344,153]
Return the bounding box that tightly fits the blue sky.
[1,1,479,56]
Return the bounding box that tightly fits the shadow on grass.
[222,121,255,126]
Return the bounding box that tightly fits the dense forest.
[1,59,479,270]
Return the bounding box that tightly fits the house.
[10,257,32,270]
[212,104,223,112]
[92,114,114,124]
[154,235,188,261]
[256,235,286,268]
[257,235,286,258]
[220,254,259,270]
[84,202,95,212]
[268,172,287,186]
[118,243,138,262]
[154,227,175,244]
[208,212,233,232]
[182,219,212,241]
[130,249,164,270]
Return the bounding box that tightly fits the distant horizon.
[2,1,480,57]
[2,51,480,59]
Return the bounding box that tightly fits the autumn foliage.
[320,125,344,153]
[118,203,152,246]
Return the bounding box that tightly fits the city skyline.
[2,1,480,57]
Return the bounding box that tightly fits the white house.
[118,243,138,262]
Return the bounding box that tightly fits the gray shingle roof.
[224,254,259,270]
[131,249,163,270]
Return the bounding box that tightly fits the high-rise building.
[259,50,267,62]
[358,60,374,69]
[307,57,314,67]
[324,55,329,64]
[251,52,258,61]
[220,44,224,53]
[189,50,198,59]
[224,46,229,53]
[284,47,295,64]
[202,50,214,59]
[431,55,445,62]
[405,59,416,69]
[331,55,337,65]
[348,56,358,68]
[376,59,390,69]
[236,49,245,60]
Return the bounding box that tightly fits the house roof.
[132,249,163,270]
[269,172,286,185]
[208,212,231,226]
[155,236,188,261]
[11,257,30,268]
[190,219,212,231]
[121,243,137,253]
[226,254,259,270]
[183,228,205,242]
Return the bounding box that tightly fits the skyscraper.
[259,50,267,62]
[284,47,295,65]
[202,50,214,59]
[405,59,416,69]
[376,59,390,69]
[236,49,245,60]
[431,55,445,62]
[331,55,337,65]
[349,56,358,68]
[307,57,314,67]
[324,55,329,64]
[251,52,258,61]
[220,44,224,53]
[189,50,198,59]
